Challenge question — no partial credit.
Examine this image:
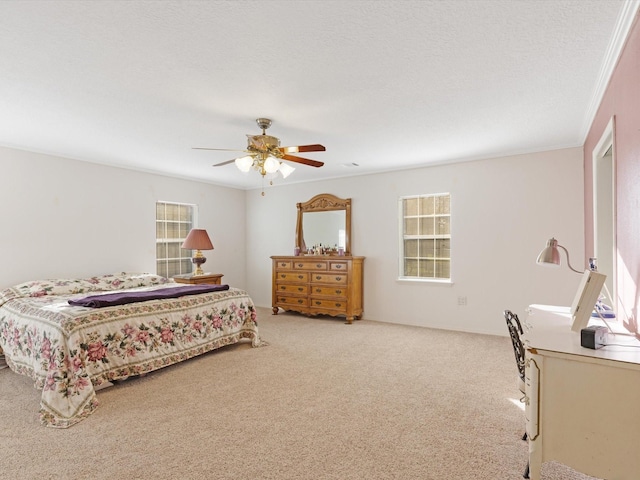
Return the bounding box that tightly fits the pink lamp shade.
[181,229,214,276]
[181,229,214,251]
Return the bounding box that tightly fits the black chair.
[504,309,530,479]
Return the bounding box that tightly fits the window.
[399,193,451,280]
[156,201,197,278]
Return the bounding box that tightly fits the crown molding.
[580,0,640,141]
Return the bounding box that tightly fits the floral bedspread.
[0,273,260,428]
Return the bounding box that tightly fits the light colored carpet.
[0,307,599,479]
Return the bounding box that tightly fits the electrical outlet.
[458,296,467,306]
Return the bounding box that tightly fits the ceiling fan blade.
[193,147,247,152]
[281,154,324,168]
[213,159,238,167]
[279,144,326,154]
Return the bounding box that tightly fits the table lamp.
[181,229,214,276]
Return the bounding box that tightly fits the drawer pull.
[335,303,342,307]
[335,290,342,294]
[280,286,286,290]
[298,275,304,280]
[335,264,343,269]
[316,276,322,280]
[298,299,304,304]
[297,263,303,267]
[335,276,342,281]
[280,274,286,279]
[315,301,321,305]
[280,263,287,267]
[316,264,323,268]
[315,288,321,293]
[298,287,304,292]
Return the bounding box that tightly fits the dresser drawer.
[276,272,309,283]
[276,295,309,307]
[293,261,328,271]
[310,285,347,297]
[274,260,293,270]
[310,298,347,311]
[311,273,347,285]
[329,262,348,271]
[277,284,309,295]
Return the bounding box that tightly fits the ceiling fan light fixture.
[203,118,325,184]
[279,162,295,178]
[263,155,280,174]
[235,155,254,172]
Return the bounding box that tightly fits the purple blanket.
[68,284,230,308]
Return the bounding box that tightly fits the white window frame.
[156,201,198,278]
[398,193,451,283]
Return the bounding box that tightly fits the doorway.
[592,116,616,310]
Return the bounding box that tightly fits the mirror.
[296,193,351,255]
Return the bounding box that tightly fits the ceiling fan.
[193,118,325,179]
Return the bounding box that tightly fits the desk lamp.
[536,237,615,327]
[536,237,582,273]
[181,229,214,276]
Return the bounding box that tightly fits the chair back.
[504,310,526,382]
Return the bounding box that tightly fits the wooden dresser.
[271,256,364,323]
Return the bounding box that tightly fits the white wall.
[246,147,585,336]
[0,145,585,336]
[0,146,246,289]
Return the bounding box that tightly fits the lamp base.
[191,255,207,276]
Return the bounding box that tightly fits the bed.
[0,272,261,428]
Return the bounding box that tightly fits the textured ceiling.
[0,0,634,189]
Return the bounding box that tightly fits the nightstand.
[173,273,224,285]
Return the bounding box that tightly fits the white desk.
[522,305,640,480]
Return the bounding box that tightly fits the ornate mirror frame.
[296,193,352,255]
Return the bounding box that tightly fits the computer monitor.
[570,270,607,332]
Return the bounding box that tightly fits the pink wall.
[584,11,640,331]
